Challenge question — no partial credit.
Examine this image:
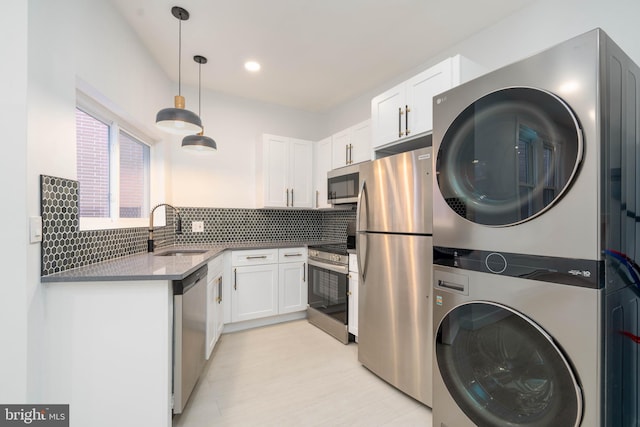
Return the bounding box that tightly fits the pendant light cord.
[178,18,182,96]
[198,61,202,115]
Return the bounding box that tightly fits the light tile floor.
[173,319,433,427]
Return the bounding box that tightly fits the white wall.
[0,1,28,404]
[324,0,640,136]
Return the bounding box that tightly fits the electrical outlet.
[192,221,204,233]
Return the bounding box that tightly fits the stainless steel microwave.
[327,162,367,205]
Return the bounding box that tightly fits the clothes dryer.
[432,28,639,265]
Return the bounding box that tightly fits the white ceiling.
[110,0,536,112]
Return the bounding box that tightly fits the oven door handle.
[308,259,349,275]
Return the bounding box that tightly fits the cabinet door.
[348,273,358,337]
[207,255,224,359]
[232,264,278,322]
[314,137,332,208]
[206,277,216,359]
[331,128,351,169]
[289,138,313,208]
[262,135,290,207]
[278,261,307,314]
[371,82,405,149]
[350,119,371,164]
[214,275,224,340]
[405,58,453,137]
[206,271,223,359]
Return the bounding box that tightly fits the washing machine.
[431,28,640,427]
[432,265,600,426]
[433,261,640,427]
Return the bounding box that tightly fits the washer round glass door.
[436,87,583,226]
[435,302,582,427]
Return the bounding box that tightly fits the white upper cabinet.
[371,55,485,150]
[258,134,314,208]
[331,119,372,169]
[350,119,372,165]
[313,137,332,209]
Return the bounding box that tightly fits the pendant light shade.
[182,55,217,151]
[181,133,217,151]
[155,7,203,135]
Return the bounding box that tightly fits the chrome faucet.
[148,203,183,252]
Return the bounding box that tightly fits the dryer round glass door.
[435,302,582,427]
[436,87,583,226]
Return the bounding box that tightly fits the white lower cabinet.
[278,247,308,314]
[229,247,308,323]
[232,263,279,322]
[348,253,358,338]
[206,254,224,359]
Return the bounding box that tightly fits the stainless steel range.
[307,243,353,344]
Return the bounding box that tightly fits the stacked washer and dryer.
[431,29,640,426]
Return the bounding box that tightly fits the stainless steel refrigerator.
[356,146,433,407]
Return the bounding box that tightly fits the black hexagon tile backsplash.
[40,175,355,276]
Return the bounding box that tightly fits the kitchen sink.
[155,249,209,256]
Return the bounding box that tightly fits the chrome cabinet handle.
[316,190,319,208]
[345,144,349,165]
[286,188,290,207]
[405,105,410,135]
[350,144,353,164]
[233,268,237,290]
[291,188,294,207]
[398,107,404,137]
[303,262,306,282]
[246,255,268,260]
[217,276,222,303]
[284,253,303,257]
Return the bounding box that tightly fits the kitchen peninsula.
[41,241,322,427]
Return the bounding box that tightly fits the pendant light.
[155,6,203,135]
[182,55,217,151]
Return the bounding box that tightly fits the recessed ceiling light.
[244,61,261,72]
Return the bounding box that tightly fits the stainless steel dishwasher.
[172,264,207,414]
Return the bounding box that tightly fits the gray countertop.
[41,240,334,283]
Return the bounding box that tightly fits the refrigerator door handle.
[356,179,368,281]
[357,232,368,282]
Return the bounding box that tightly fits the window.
[76,106,151,230]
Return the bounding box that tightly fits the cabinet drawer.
[231,249,278,266]
[278,247,307,263]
